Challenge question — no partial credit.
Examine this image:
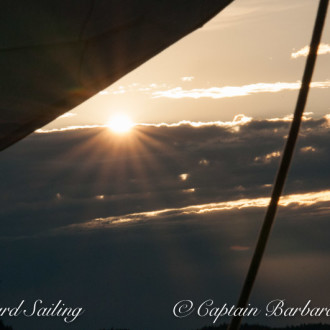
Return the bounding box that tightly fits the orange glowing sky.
[43,0,330,130]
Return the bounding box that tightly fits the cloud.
[70,189,330,228]
[152,81,330,99]
[35,124,106,133]
[3,114,330,239]
[182,188,195,193]
[179,173,189,181]
[291,43,330,58]
[254,151,281,164]
[267,112,314,122]
[35,111,314,135]
[55,192,62,200]
[94,78,330,101]
[181,76,194,82]
[300,146,316,153]
[36,114,253,133]
[140,114,252,129]
[199,159,210,166]
[101,82,170,95]
[58,113,77,119]
[2,113,330,330]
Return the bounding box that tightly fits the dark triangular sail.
[0,0,233,151]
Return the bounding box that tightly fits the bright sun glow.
[107,114,133,134]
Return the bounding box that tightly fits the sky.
[44,0,330,129]
[1,1,330,330]
[2,116,330,330]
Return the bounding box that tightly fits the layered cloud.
[2,113,330,239]
[36,114,252,133]
[1,114,330,330]
[96,77,330,102]
[254,150,281,164]
[74,189,330,228]
[152,81,330,99]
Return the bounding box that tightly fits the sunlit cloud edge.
[58,113,77,119]
[35,124,107,134]
[72,190,330,229]
[35,115,252,134]
[291,43,330,58]
[35,112,323,134]
[151,81,330,99]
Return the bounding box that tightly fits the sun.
[107,114,133,134]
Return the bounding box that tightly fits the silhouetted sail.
[0,0,233,151]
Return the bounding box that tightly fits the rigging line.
[227,1,329,330]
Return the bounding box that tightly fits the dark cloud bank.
[0,117,330,330]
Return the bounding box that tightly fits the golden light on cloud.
[183,188,195,193]
[291,43,330,58]
[152,81,330,99]
[255,151,281,163]
[35,113,325,135]
[179,173,189,181]
[300,146,316,153]
[107,114,133,134]
[75,190,330,228]
[58,113,77,119]
[35,124,104,133]
[34,116,252,134]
